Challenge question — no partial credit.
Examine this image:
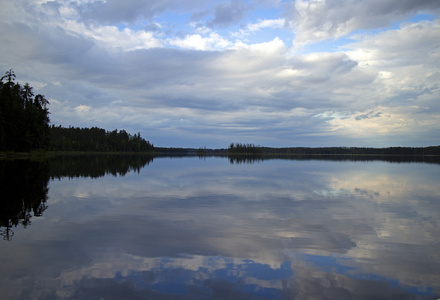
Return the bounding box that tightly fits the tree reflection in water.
[0,160,49,240]
[0,154,154,240]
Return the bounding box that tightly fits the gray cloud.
[287,0,440,43]
[208,0,250,28]
[0,0,439,147]
[76,0,205,24]
[355,111,383,121]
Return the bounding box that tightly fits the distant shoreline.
[158,145,440,156]
[2,150,440,165]
[1,145,440,160]
[0,151,157,160]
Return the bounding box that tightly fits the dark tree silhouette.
[228,143,262,154]
[0,69,50,151]
[49,126,154,152]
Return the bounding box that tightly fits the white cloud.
[327,107,404,135]
[167,32,232,51]
[345,20,440,67]
[211,38,287,76]
[248,18,285,32]
[74,105,92,113]
[232,18,285,38]
[63,21,162,51]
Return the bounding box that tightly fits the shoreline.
[2,146,440,160]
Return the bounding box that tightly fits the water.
[1,155,439,299]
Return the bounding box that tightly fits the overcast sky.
[1,0,439,148]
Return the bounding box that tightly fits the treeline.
[228,143,262,154]
[49,126,154,152]
[0,70,155,153]
[168,144,440,157]
[227,144,440,157]
[227,154,440,165]
[0,70,50,151]
[258,146,440,156]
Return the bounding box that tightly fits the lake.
[1,155,439,299]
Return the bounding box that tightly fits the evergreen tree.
[0,70,50,151]
[49,126,154,152]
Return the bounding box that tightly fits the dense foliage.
[228,143,440,156]
[0,70,50,151]
[258,146,440,156]
[228,143,263,154]
[0,70,154,153]
[49,126,154,152]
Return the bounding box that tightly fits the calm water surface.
[1,156,439,299]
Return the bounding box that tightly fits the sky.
[0,0,439,148]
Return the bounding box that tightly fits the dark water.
[1,155,439,299]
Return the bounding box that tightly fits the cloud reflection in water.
[0,157,439,299]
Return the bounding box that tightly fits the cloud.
[287,0,440,44]
[325,106,434,139]
[74,104,91,113]
[167,32,232,50]
[63,21,163,51]
[355,111,383,121]
[345,20,440,68]
[76,0,206,24]
[208,0,250,28]
[0,0,439,147]
[232,18,285,38]
[248,18,285,32]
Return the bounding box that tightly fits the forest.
[0,70,50,151]
[228,143,263,154]
[227,143,440,156]
[257,146,440,156]
[49,126,154,152]
[0,70,154,153]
